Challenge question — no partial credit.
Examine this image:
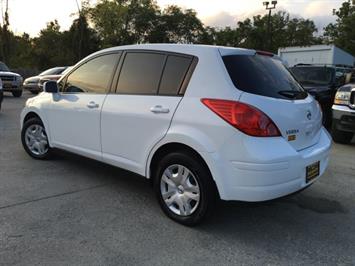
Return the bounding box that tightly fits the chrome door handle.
[87,101,99,109]
[150,105,170,114]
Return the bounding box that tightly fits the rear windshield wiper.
[278,90,308,99]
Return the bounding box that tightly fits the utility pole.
[263,1,277,51]
[75,0,83,60]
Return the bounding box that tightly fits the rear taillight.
[201,99,281,137]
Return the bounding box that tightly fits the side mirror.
[44,80,59,93]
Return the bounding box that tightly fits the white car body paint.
[21,44,332,201]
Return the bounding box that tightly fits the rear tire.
[153,151,217,226]
[12,90,22,97]
[21,117,52,159]
[332,124,354,144]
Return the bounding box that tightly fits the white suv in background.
[21,44,332,225]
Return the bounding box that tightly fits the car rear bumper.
[203,127,332,201]
[332,105,355,133]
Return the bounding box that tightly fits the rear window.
[223,55,305,100]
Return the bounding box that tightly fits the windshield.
[223,54,306,100]
[40,67,67,76]
[290,67,334,86]
[0,62,10,72]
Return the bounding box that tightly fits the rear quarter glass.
[223,54,306,100]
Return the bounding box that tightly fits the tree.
[0,0,10,62]
[205,12,320,53]
[87,0,131,47]
[68,10,100,61]
[153,5,205,43]
[324,0,355,55]
[32,20,72,69]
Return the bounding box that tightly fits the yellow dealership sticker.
[288,134,296,141]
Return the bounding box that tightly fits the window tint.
[159,55,192,95]
[64,54,119,94]
[0,62,10,72]
[117,52,165,94]
[223,55,306,100]
[290,67,334,86]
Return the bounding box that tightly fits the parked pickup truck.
[0,61,23,97]
[332,81,355,144]
[290,64,348,128]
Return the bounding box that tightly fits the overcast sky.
[6,0,344,36]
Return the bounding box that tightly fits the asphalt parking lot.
[0,92,354,265]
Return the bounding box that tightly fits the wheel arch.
[21,108,53,146]
[23,111,41,123]
[148,142,206,178]
[148,141,221,199]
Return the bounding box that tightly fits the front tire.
[12,90,22,97]
[21,117,52,159]
[331,123,354,144]
[153,151,217,226]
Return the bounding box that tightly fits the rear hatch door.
[221,51,322,151]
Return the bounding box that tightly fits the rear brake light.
[256,50,274,57]
[201,99,281,137]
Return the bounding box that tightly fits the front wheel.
[153,151,217,226]
[21,117,52,159]
[12,90,22,97]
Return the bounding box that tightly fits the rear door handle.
[150,105,170,114]
[87,101,99,109]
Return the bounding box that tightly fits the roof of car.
[97,44,256,57]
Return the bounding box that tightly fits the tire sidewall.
[12,90,22,97]
[331,123,354,144]
[153,152,215,226]
[21,117,51,159]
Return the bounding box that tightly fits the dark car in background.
[290,65,348,128]
[23,66,69,94]
[0,61,23,97]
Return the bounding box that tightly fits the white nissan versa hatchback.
[21,44,332,225]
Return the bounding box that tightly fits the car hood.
[40,74,62,80]
[24,76,40,83]
[0,71,21,77]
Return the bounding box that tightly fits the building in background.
[278,45,354,68]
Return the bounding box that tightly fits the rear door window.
[117,52,166,95]
[223,54,306,99]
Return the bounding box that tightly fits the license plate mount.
[306,161,320,183]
